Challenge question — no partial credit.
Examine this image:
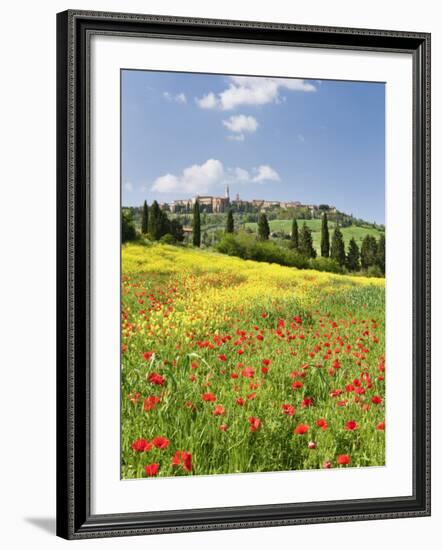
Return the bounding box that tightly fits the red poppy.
[131,438,152,452]
[202,392,216,402]
[246,392,257,400]
[219,424,228,432]
[152,436,170,449]
[376,422,385,430]
[144,463,159,476]
[218,354,227,362]
[213,405,225,416]
[261,366,269,375]
[345,420,358,431]
[371,395,382,404]
[282,404,296,416]
[171,450,192,472]
[236,397,245,406]
[316,418,328,430]
[241,367,255,378]
[292,380,303,390]
[143,351,154,361]
[337,454,350,465]
[323,460,333,469]
[301,397,313,408]
[262,359,271,367]
[294,423,309,435]
[143,395,161,412]
[147,372,165,386]
[248,417,262,432]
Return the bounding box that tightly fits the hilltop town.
[163,185,337,215]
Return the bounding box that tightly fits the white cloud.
[196,76,315,110]
[152,160,280,194]
[152,159,224,194]
[222,114,258,134]
[227,165,280,185]
[163,91,187,104]
[253,165,280,183]
[124,181,134,192]
[195,92,218,109]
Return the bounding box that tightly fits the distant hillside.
[244,218,384,253]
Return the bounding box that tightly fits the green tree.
[192,200,201,247]
[226,209,234,233]
[257,213,270,240]
[170,218,184,243]
[330,225,346,266]
[320,213,330,257]
[141,200,149,234]
[148,200,161,240]
[376,233,385,275]
[298,222,316,258]
[346,237,360,271]
[290,217,299,249]
[122,209,136,243]
[360,234,378,269]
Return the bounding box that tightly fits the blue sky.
[122,70,385,223]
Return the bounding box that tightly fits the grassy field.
[244,219,384,251]
[121,243,385,478]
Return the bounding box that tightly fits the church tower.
[225,184,230,200]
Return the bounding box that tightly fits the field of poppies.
[121,243,385,479]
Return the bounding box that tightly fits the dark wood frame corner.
[56,9,431,540]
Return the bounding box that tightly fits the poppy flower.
[294,423,309,435]
[345,420,358,431]
[144,463,159,477]
[292,380,303,390]
[171,450,192,472]
[308,441,317,449]
[261,366,269,375]
[248,417,261,432]
[152,436,170,449]
[143,351,154,361]
[371,395,382,404]
[241,367,255,378]
[131,438,152,452]
[143,395,161,412]
[323,460,333,469]
[262,359,271,367]
[301,397,313,408]
[376,422,385,430]
[202,392,216,402]
[218,354,227,362]
[147,372,165,386]
[282,404,296,416]
[316,418,328,430]
[213,405,225,416]
[337,454,350,465]
[236,397,245,406]
[219,424,228,432]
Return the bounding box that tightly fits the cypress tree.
[257,213,270,240]
[226,209,234,233]
[148,201,161,240]
[346,237,360,271]
[376,234,386,275]
[192,200,201,247]
[298,222,316,258]
[320,213,330,257]
[360,234,378,269]
[290,217,299,249]
[141,200,149,234]
[330,225,346,266]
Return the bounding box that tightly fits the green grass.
[121,243,385,479]
[244,219,384,252]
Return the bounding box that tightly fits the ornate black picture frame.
[56,9,430,539]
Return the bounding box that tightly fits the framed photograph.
[56,10,431,539]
